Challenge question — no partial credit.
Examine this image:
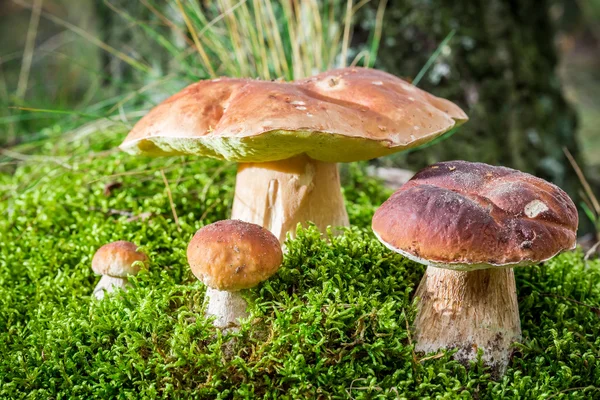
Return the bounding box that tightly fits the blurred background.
[1,0,599,238]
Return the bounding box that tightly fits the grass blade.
[413,29,456,86]
[16,0,43,99]
[340,0,353,68]
[175,0,217,78]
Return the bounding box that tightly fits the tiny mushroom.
[91,241,148,300]
[121,67,467,243]
[187,219,283,330]
[372,160,578,376]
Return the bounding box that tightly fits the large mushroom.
[120,67,467,242]
[187,219,283,330]
[91,241,148,300]
[372,161,578,375]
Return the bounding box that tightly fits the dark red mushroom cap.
[187,220,283,291]
[120,67,467,162]
[372,161,578,270]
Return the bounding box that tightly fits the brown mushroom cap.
[372,161,578,270]
[187,220,283,291]
[91,241,148,277]
[120,67,467,162]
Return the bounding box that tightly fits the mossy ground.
[1,128,599,399]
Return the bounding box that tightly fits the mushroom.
[372,160,578,375]
[120,67,467,242]
[187,219,283,330]
[91,241,148,300]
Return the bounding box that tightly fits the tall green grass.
[1,0,386,146]
[0,0,388,203]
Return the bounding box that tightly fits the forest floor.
[0,128,599,399]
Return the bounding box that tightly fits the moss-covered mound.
[1,129,599,399]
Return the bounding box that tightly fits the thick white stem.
[413,267,521,376]
[93,275,128,300]
[205,287,248,330]
[231,154,349,243]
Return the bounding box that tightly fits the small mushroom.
[187,220,283,330]
[91,241,148,300]
[372,160,578,376]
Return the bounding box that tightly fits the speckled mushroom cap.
[187,220,283,291]
[120,67,467,163]
[372,161,578,271]
[91,241,148,277]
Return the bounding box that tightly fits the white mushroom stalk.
[232,155,348,242]
[93,275,129,300]
[204,287,249,330]
[413,267,521,374]
[91,241,148,300]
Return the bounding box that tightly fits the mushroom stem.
[413,266,521,376]
[205,287,249,330]
[93,275,129,300]
[231,154,350,242]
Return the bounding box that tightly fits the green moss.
[1,129,599,399]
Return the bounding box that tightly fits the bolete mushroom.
[372,160,578,375]
[120,67,467,242]
[91,241,148,300]
[187,219,283,330]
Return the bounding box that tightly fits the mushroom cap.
[372,161,578,271]
[120,67,467,163]
[91,241,148,277]
[187,220,283,291]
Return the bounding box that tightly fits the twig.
[564,147,600,215]
[346,378,380,399]
[0,148,73,170]
[199,198,222,222]
[418,352,445,363]
[86,161,189,185]
[402,308,419,368]
[126,212,153,223]
[89,207,134,218]
[584,241,600,262]
[88,207,153,222]
[161,169,181,231]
